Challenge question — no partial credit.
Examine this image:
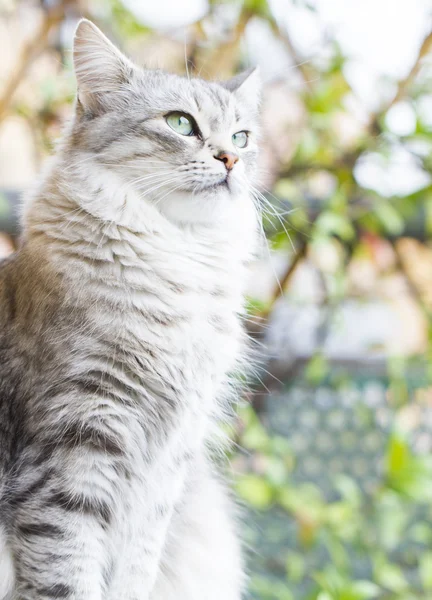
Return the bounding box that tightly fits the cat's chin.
[155,186,242,226]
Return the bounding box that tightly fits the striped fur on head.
[70,19,261,225]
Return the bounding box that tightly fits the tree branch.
[259,240,308,322]
[280,29,432,181]
[0,3,67,121]
[368,29,432,135]
[197,7,254,79]
[268,17,314,93]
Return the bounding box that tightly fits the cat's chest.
[135,291,241,385]
[78,235,247,408]
[81,294,243,459]
[90,284,243,399]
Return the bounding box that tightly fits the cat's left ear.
[222,67,261,113]
[73,19,136,114]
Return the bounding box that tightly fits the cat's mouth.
[215,177,230,189]
[205,179,230,193]
[189,174,231,194]
[209,172,233,191]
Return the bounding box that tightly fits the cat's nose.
[214,151,239,171]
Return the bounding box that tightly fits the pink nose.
[214,151,239,171]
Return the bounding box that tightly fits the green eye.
[166,112,195,136]
[232,131,248,148]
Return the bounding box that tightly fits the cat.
[0,18,260,600]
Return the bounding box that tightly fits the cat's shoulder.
[0,251,21,326]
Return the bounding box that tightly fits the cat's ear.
[222,67,261,113]
[73,19,136,114]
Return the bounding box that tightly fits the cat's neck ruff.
[23,159,257,313]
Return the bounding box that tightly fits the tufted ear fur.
[73,19,136,114]
[221,67,261,113]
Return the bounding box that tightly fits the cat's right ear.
[73,19,135,115]
[221,67,261,116]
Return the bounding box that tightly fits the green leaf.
[315,211,355,241]
[305,352,329,385]
[244,0,271,17]
[241,422,269,451]
[236,475,273,509]
[387,434,410,477]
[266,456,289,486]
[374,559,408,592]
[349,581,381,599]
[273,178,298,199]
[419,552,432,590]
[373,200,404,236]
[385,433,432,501]
[245,296,268,315]
[286,551,306,583]
[424,191,432,236]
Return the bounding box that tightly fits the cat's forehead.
[189,80,236,126]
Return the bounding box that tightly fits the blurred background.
[1,0,432,598]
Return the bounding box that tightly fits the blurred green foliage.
[235,402,432,599]
[2,0,432,597]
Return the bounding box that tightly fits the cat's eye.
[232,131,248,148]
[166,112,196,136]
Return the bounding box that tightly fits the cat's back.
[0,253,19,328]
[0,248,66,478]
[0,252,25,483]
[0,252,27,399]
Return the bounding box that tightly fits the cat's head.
[68,20,261,227]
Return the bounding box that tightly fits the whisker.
[251,187,297,253]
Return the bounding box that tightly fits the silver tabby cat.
[0,19,260,600]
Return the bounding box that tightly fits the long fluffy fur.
[0,19,260,600]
